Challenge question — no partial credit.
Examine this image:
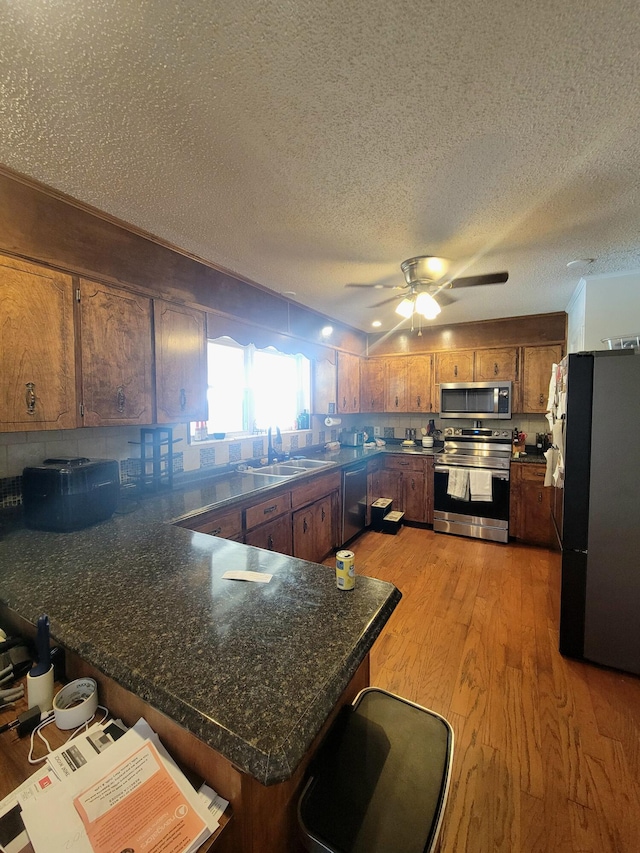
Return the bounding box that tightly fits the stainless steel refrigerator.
[552,349,640,675]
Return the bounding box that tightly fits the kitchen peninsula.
[0,473,401,853]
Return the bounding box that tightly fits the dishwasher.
[341,462,368,546]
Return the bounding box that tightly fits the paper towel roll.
[324,417,342,427]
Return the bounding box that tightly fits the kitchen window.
[191,337,311,439]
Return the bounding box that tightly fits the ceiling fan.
[346,256,509,322]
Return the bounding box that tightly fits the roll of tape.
[53,678,98,730]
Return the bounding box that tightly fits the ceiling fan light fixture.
[401,255,450,286]
[415,291,441,319]
[395,296,415,319]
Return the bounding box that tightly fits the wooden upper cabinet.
[434,350,474,384]
[406,354,433,412]
[0,254,77,431]
[474,347,519,382]
[360,358,385,413]
[384,358,407,412]
[312,358,337,414]
[522,344,563,413]
[337,352,360,413]
[79,280,153,426]
[153,300,207,423]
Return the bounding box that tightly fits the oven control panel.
[443,427,511,438]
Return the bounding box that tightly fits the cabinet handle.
[539,393,544,404]
[343,396,347,409]
[395,395,399,407]
[321,506,326,521]
[411,478,416,490]
[353,396,357,409]
[263,505,277,515]
[537,493,543,502]
[267,534,274,550]
[417,395,421,408]
[211,526,222,536]
[303,517,308,533]
[454,365,458,377]
[515,351,519,380]
[25,382,36,415]
[180,388,187,410]
[494,362,499,375]
[371,398,375,408]
[116,385,126,413]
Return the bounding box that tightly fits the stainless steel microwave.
[439,381,512,419]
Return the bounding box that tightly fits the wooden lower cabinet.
[379,455,431,523]
[178,471,341,564]
[245,516,293,555]
[293,494,336,563]
[176,507,243,540]
[510,463,555,547]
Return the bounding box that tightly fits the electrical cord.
[28,704,110,764]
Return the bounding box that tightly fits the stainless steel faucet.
[267,426,283,463]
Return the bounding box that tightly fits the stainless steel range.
[433,427,512,543]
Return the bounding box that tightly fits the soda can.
[335,550,355,590]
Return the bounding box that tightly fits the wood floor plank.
[325,526,640,852]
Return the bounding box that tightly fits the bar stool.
[298,688,454,853]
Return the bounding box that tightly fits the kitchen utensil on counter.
[422,436,434,447]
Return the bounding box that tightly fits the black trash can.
[299,688,454,853]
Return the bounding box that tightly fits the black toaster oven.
[22,457,120,532]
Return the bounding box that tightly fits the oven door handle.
[434,465,509,481]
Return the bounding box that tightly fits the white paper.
[19,719,217,853]
[222,570,272,583]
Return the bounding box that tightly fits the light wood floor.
[325,526,640,853]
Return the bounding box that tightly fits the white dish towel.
[469,469,493,501]
[447,468,470,500]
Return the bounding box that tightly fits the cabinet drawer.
[245,492,292,530]
[291,471,341,509]
[184,508,243,538]
[518,464,547,483]
[384,454,425,472]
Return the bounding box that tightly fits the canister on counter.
[335,550,355,590]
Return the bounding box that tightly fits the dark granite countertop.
[0,460,401,785]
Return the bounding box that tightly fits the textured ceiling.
[2,0,640,332]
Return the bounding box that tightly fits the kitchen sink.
[289,459,336,469]
[252,464,307,477]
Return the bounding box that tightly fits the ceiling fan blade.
[435,291,457,307]
[370,293,405,308]
[345,282,399,290]
[449,271,509,288]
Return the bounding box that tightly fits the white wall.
[567,270,640,352]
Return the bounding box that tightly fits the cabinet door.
[245,516,293,555]
[474,347,519,382]
[434,350,474,384]
[402,467,426,522]
[293,505,317,562]
[79,280,153,426]
[522,345,563,413]
[406,354,433,412]
[385,358,407,412]
[0,255,77,431]
[378,469,403,512]
[337,352,360,413]
[360,359,385,413]
[314,495,336,562]
[312,358,337,415]
[154,301,207,423]
[517,465,554,546]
